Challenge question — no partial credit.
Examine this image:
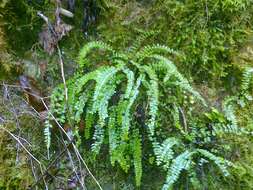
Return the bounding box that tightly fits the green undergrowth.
[97,0,253,83]
[1,0,253,189]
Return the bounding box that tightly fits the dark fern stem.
[135,104,146,127]
[67,0,75,12]
[82,0,100,36]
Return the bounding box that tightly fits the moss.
[0,92,45,189]
[0,18,21,80]
[0,123,34,190]
[97,0,253,84]
[1,0,46,56]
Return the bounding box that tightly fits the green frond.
[44,86,67,154]
[108,109,118,165]
[50,87,67,123]
[122,68,135,99]
[73,68,100,96]
[73,93,89,123]
[241,67,253,92]
[91,124,105,155]
[92,65,123,104]
[149,54,206,105]
[154,137,179,169]
[223,97,238,127]
[116,143,131,173]
[44,119,52,154]
[212,123,249,136]
[130,30,158,53]
[78,41,114,68]
[131,129,142,187]
[92,65,124,124]
[120,74,144,140]
[85,110,94,140]
[98,83,117,125]
[111,52,128,62]
[197,149,233,177]
[137,44,176,62]
[108,108,131,172]
[151,55,177,74]
[162,150,194,190]
[171,105,183,132]
[67,71,98,122]
[141,65,159,137]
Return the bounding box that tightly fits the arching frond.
[130,30,158,53]
[120,74,144,140]
[78,41,114,68]
[122,68,135,99]
[154,137,179,169]
[197,149,232,177]
[137,44,176,62]
[142,66,159,137]
[91,65,124,124]
[162,150,193,190]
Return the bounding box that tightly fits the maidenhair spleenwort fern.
[45,40,235,189]
[215,67,253,137]
[161,149,233,190]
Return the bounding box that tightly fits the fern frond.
[171,104,184,132]
[78,41,114,68]
[130,30,158,53]
[120,74,144,140]
[111,52,128,62]
[131,129,142,187]
[150,54,206,105]
[73,93,89,123]
[44,119,52,156]
[162,150,193,190]
[85,110,94,139]
[108,107,131,172]
[197,149,232,176]
[108,109,118,165]
[137,44,176,62]
[92,65,123,104]
[241,67,253,92]
[151,55,177,74]
[116,143,131,172]
[143,66,159,137]
[154,137,179,169]
[50,87,67,123]
[91,124,105,155]
[223,97,238,127]
[212,123,249,136]
[92,65,124,124]
[122,68,135,99]
[74,67,101,95]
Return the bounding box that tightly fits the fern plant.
[46,39,233,189]
[213,67,253,136]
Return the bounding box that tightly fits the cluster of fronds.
[46,39,234,189]
[202,67,253,139]
[217,67,253,136]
